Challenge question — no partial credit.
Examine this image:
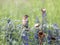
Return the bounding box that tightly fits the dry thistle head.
[51,36,56,41]
[38,31,45,39]
[34,23,40,27]
[39,31,43,35]
[41,8,46,13]
[50,36,56,43]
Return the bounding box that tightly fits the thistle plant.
[5,19,16,45]
[0,17,60,45]
[33,16,41,45]
[41,8,48,34]
[52,24,60,45]
[21,27,31,45]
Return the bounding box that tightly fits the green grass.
[0,0,60,26]
[0,0,60,45]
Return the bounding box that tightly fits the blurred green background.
[0,0,60,45]
[0,0,60,26]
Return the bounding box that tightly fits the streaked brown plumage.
[22,15,29,27]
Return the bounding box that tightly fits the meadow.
[0,0,60,45]
[0,0,60,26]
